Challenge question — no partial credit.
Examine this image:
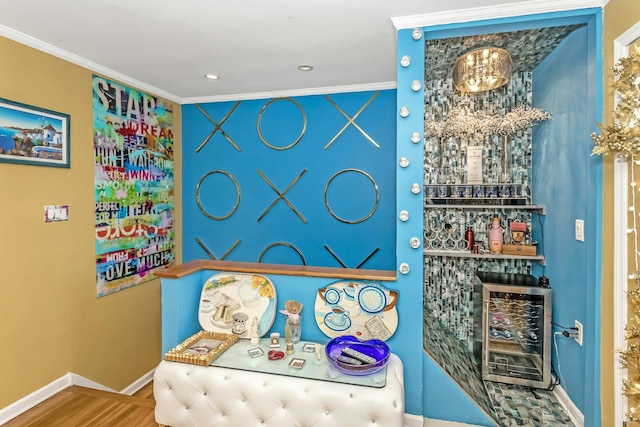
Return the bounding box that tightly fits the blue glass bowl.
[325,335,390,376]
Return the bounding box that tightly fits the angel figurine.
[250,316,260,345]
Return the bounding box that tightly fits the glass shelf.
[424,203,546,215]
[423,249,545,265]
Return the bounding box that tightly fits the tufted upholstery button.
[241,398,246,402]
[185,371,190,376]
[304,388,309,393]
[203,392,207,396]
[263,382,268,386]
[224,375,229,380]
[349,393,353,398]
[325,410,329,415]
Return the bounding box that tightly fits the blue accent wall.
[532,16,602,424]
[182,91,397,269]
[423,357,495,426]
[174,7,602,425]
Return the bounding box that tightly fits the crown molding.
[182,81,397,104]
[0,24,182,103]
[391,0,608,29]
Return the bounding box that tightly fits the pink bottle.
[489,217,504,253]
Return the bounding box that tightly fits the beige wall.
[0,36,181,409]
[602,1,640,425]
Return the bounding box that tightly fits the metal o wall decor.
[324,168,379,224]
[257,97,307,150]
[196,170,241,220]
[258,242,306,265]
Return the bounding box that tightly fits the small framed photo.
[289,358,306,369]
[0,97,70,168]
[164,330,239,366]
[301,343,317,353]
[247,347,265,358]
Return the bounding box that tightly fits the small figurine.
[250,316,260,345]
[270,332,281,348]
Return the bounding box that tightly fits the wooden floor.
[3,382,159,427]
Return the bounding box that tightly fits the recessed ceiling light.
[205,74,220,80]
[297,65,313,71]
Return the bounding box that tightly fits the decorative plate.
[358,285,387,314]
[314,280,399,341]
[198,272,277,339]
[324,287,341,305]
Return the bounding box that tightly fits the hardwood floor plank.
[3,382,158,427]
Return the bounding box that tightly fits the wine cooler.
[473,272,552,388]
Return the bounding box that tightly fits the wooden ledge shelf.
[155,259,397,281]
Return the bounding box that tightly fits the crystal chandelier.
[452,47,513,93]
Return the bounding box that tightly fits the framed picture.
[247,347,265,358]
[0,98,70,168]
[302,343,317,353]
[164,330,239,366]
[288,358,306,369]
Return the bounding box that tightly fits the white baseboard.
[405,413,424,427]
[404,413,481,427]
[69,373,117,393]
[120,368,156,395]
[0,369,156,425]
[553,384,584,427]
[423,418,482,426]
[0,373,73,425]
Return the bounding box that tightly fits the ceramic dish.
[198,273,277,339]
[314,280,399,341]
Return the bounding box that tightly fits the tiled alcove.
[422,25,584,426]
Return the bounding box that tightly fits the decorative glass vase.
[285,316,301,344]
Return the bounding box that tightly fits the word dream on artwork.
[92,75,175,297]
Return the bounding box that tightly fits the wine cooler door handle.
[484,302,490,367]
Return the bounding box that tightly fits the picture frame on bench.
[164,330,239,366]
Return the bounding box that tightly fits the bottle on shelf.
[465,226,475,251]
[489,217,504,254]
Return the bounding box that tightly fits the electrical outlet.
[574,320,583,345]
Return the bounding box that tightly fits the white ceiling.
[0,0,605,103]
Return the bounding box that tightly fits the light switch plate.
[44,205,69,222]
[575,219,584,242]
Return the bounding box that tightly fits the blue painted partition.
[157,262,418,408]
[396,7,603,425]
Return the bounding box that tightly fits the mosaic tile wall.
[423,74,533,190]
[424,256,531,348]
[422,73,536,343]
[421,24,582,427]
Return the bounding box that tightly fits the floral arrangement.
[424,103,551,140]
[591,48,640,423]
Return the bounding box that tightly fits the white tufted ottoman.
[153,353,405,427]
